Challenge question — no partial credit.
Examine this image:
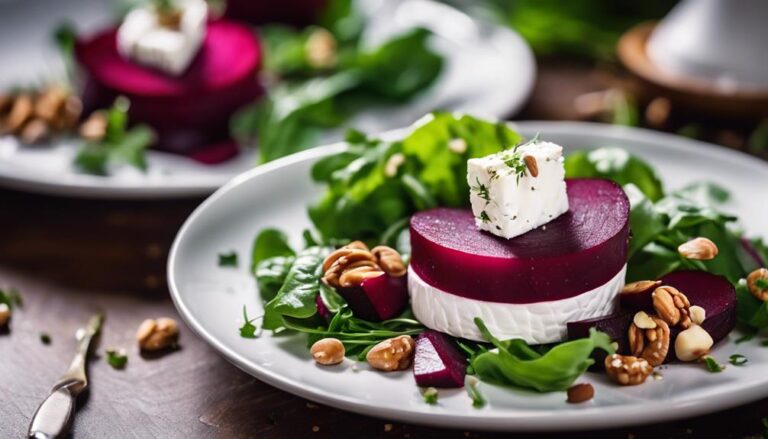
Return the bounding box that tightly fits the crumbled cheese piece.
[117,0,207,75]
[467,139,569,239]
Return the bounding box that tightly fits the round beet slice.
[75,20,263,161]
[568,270,737,362]
[409,179,630,304]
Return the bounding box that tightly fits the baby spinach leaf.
[251,228,295,273]
[255,256,295,301]
[564,147,663,201]
[470,318,614,392]
[262,246,331,330]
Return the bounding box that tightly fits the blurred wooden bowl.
[618,22,768,119]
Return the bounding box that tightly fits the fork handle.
[28,387,76,439]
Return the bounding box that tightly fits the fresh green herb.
[52,22,77,83]
[729,354,748,366]
[0,288,22,310]
[106,348,128,369]
[702,356,724,373]
[478,211,491,223]
[735,332,756,344]
[218,252,238,267]
[423,387,438,405]
[40,333,52,345]
[471,177,490,202]
[465,376,486,409]
[74,97,155,175]
[255,256,296,302]
[251,229,295,273]
[262,247,332,330]
[503,150,528,183]
[470,318,614,392]
[239,305,259,339]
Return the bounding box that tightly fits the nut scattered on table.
[136,317,179,351]
[678,237,718,261]
[604,354,653,386]
[628,315,670,366]
[366,335,415,371]
[566,383,594,403]
[0,303,11,327]
[747,268,768,302]
[652,285,691,328]
[311,338,345,366]
[674,325,713,362]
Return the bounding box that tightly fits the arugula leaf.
[218,252,238,267]
[239,305,259,339]
[251,229,295,273]
[74,97,155,175]
[262,246,331,330]
[564,147,664,201]
[470,318,614,392]
[106,348,128,369]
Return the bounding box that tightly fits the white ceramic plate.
[168,121,768,431]
[0,0,534,199]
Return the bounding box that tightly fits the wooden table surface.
[2,61,767,439]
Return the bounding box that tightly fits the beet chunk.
[413,331,467,388]
[338,273,408,322]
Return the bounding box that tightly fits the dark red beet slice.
[413,330,467,388]
[568,270,736,362]
[225,0,327,26]
[338,273,408,321]
[315,294,331,321]
[75,20,263,161]
[409,179,630,304]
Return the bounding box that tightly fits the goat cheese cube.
[467,139,569,239]
[117,0,207,76]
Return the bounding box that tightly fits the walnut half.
[628,315,670,366]
[604,354,653,386]
[366,335,415,371]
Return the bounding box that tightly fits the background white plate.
[168,121,768,431]
[0,0,534,199]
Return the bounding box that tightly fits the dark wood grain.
[1,61,767,439]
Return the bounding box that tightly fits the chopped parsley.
[502,150,527,183]
[728,354,748,366]
[423,387,438,405]
[218,251,239,267]
[702,356,724,373]
[477,211,491,223]
[756,278,768,290]
[471,177,490,202]
[0,287,22,309]
[465,376,486,408]
[735,332,755,344]
[239,305,259,339]
[40,333,51,345]
[106,348,128,369]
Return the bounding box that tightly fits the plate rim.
[168,121,768,431]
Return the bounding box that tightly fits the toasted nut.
[311,338,345,365]
[747,268,768,301]
[136,317,179,351]
[5,94,33,134]
[678,237,718,260]
[604,354,653,386]
[306,27,337,69]
[371,246,406,277]
[633,311,657,329]
[58,95,82,130]
[675,325,713,362]
[652,285,691,328]
[19,119,49,144]
[0,303,11,327]
[620,280,661,296]
[384,153,405,177]
[689,305,706,325]
[523,155,539,177]
[448,138,467,154]
[629,316,670,366]
[79,112,108,141]
[34,86,68,123]
[566,383,594,403]
[366,335,415,371]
